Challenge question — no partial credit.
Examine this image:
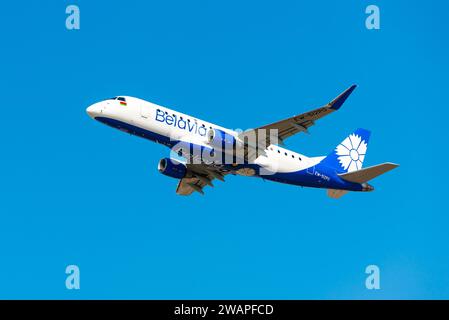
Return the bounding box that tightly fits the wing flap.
[175,164,229,196]
[176,177,206,195]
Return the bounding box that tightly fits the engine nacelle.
[157,158,187,179]
[206,128,238,150]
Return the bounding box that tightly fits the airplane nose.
[86,103,102,119]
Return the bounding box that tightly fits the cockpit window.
[106,97,126,105]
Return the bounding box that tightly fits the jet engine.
[157,158,187,179]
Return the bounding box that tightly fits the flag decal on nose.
[117,97,127,106]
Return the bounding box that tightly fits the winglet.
[328,84,357,110]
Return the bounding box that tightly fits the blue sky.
[0,0,448,299]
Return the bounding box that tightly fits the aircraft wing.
[176,163,229,196]
[241,85,357,146]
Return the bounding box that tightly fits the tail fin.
[321,128,371,173]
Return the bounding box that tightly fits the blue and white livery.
[86,85,398,198]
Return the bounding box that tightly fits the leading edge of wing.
[239,84,358,145]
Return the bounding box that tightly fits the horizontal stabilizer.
[327,189,349,199]
[338,162,399,183]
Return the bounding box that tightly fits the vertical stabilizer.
[321,128,371,173]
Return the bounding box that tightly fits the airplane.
[86,85,398,198]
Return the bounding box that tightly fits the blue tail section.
[321,128,371,174]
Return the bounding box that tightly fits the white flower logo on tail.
[335,134,367,172]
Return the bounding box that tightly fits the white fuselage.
[86,96,323,174]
